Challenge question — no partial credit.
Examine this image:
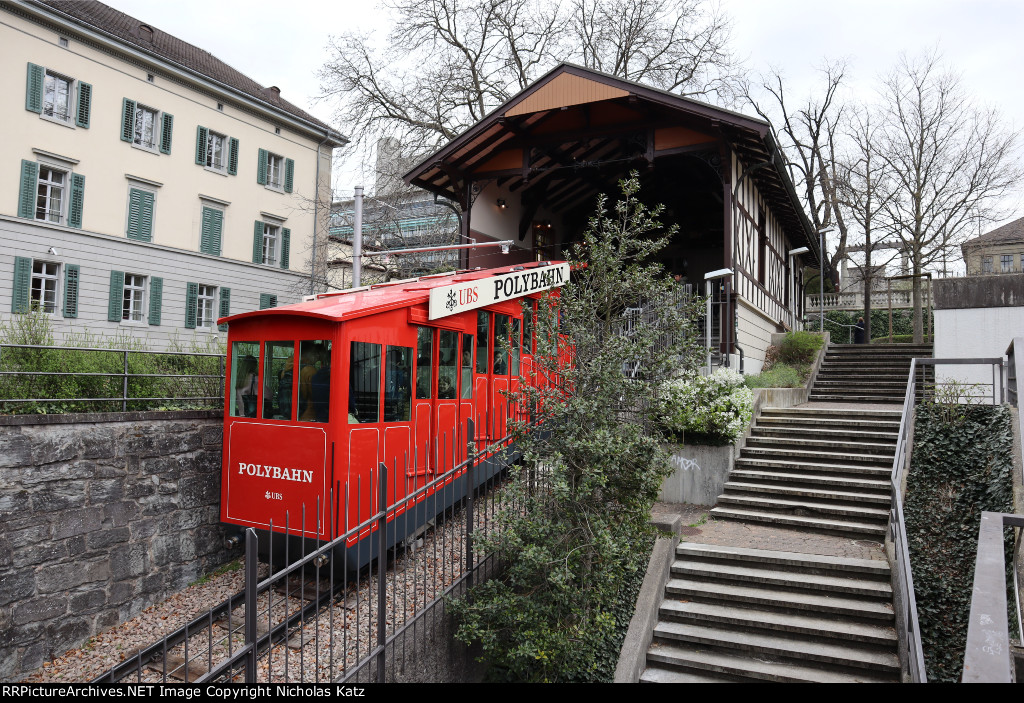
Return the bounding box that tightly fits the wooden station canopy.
[404,63,817,255]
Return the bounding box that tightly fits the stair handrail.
[890,356,928,682]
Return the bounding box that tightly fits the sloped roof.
[961,216,1024,249]
[29,0,344,142]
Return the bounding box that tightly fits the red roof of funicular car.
[218,260,567,327]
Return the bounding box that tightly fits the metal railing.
[962,512,1024,683]
[890,356,1008,682]
[95,407,536,684]
[0,343,225,413]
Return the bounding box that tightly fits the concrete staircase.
[810,343,933,403]
[709,406,900,538]
[641,543,899,683]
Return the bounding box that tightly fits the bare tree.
[744,62,851,291]
[838,107,898,342]
[878,51,1020,342]
[319,0,739,172]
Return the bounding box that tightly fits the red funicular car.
[219,261,568,570]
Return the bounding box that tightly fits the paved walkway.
[652,501,886,562]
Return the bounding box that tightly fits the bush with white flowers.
[659,368,753,445]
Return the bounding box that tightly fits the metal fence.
[889,355,1008,683]
[94,409,538,684]
[0,343,224,413]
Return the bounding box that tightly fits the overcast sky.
[101,0,1024,219]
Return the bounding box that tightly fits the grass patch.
[191,559,242,587]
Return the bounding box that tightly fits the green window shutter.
[26,63,43,113]
[260,293,277,309]
[185,282,198,329]
[107,270,125,322]
[120,98,136,142]
[227,137,239,175]
[148,276,163,326]
[18,160,39,219]
[126,189,154,242]
[159,113,174,154]
[253,220,264,263]
[218,287,231,331]
[280,228,290,269]
[257,149,268,185]
[68,174,85,229]
[11,257,32,313]
[195,126,208,165]
[75,82,92,128]
[284,158,294,193]
[200,207,222,255]
[63,264,80,318]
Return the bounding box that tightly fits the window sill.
[40,114,75,129]
[204,166,228,177]
[265,184,285,194]
[131,142,160,156]
[119,319,148,327]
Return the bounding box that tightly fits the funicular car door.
[435,327,461,476]
[412,326,433,479]
[473,311,490,444]
[458,329,474,465]
[491,311,512,441]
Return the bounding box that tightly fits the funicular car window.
[298,340,331,423]
[438,330,458,400]
[349,342,380,423]
[511,318,521,376]
[476,312,489,374]
[416,326,432,399]
[461,334,473,399]
[262,341,294,419]
[384,345,413,422]
[493,314,510,375]
[523,303,534,355]
[230,342,259,417]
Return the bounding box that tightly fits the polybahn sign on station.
[429,262,570,319]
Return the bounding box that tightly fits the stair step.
[728,469,890,492]
[745,437,897,454]
[659,600,898,646]
[646,642,896,683]
[740,448,894,466]
[809,395,905,403]
[756,417,901,430]
[653,621,900,673]
[671,560,892,597]
[752,427,899,442]
[675,543,890,577]
[709,507,887,536]
[665,578,894,620]
[723,481,892,505]
[639,664,737,683]
[716,494,889,522]
[734,458,892,477]
[760,407,903,419]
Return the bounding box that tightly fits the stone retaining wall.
[0,411,228,679]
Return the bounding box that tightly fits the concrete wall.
[658,444,734,506]
[0,411,229,680]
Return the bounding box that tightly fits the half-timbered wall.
[730,152,797,372]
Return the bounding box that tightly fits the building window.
[43,71,73,122]
[982,256,993,274]
[267,153,283,188]
[31,261,60,313]
[1001,254,1013,273]
[134,105,158,149]
[262,224,279,266]
[258,149,293,192]
[207,132,226,171]
[197,284,216,328]
[122,274,147,321]
[58,37,69,48]
[35,166,66,224]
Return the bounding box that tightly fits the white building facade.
[1,0,346,349]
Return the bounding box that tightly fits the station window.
[416,327,433,399]
[384,346,413,422]
[476,312,489,374]
[262,341,295,419]
[461,334,473,399]
[438,330,458,400]
[511,318,521,376]
[349,342,380,423]
[230,341,259,418]
[298,340,331,423]
[493,314,510,375]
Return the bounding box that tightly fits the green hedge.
[808,309,932,342]
[905,403,1016,682]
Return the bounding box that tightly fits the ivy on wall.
[904,403,1016,682]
